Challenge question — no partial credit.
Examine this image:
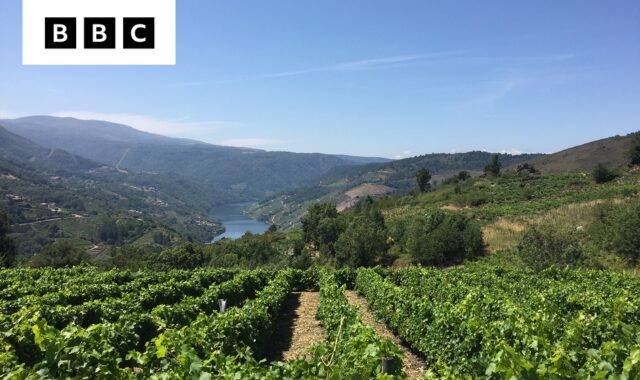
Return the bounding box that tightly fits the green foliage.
[28,241,88,268]
[629,132,640,166]
[332,200,391,268]
[154,243,207,270]
[613,200,640,264]
[593,163,617,184]
[517,226,584,271]
[356,267,640,379]
[1,267,639,378]
[457,170,471,181]
[0,206,17,267]
[484,154,502,176]
[416,168,432,192]
[108,245,149,269]
[0,268,409,378]
[403,211,483,265]
[97,217,145,245]
[516,163,540,177]
[334,215,388,268]
[301,203,345,250]
[252,151,539,227]
[152,231,172,246]
[314,271,404,378]
[206,233,281,268]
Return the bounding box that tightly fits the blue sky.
[1,1,639,158]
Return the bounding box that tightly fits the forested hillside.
[0,125,222,261]
[2,116,389,201]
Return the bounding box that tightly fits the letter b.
[45,18,76,49]
[84,18,115,49]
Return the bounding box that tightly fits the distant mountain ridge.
[0,124,227,256]
[1,116,390,201]
[0,124,98,172]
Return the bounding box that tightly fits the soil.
[345,290,427,380]
[267,292,325,362]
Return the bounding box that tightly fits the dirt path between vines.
[345,290,426,380]
[267,292,324,362]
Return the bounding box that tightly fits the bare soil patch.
[337,183,395,211]
[345,290,426,380]
[267,292,324,362]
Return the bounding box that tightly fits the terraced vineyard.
[1,267,639,379]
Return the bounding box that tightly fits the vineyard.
[1,266,639,379]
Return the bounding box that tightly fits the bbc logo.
[23,0,175,65]
[45,18,155,49]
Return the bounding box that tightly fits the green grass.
[380,170,640,223]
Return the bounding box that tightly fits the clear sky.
[1,1,639,158]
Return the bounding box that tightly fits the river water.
[209,202,270,242]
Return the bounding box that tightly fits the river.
[209,202,270,242]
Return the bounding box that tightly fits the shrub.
[405,212,483,265]
[29,240,89,268]
[457,170,471,181]
[613,201,640,264]
[155,244,206,270]
[484,154,502,176]
[517,226,584,271]
[629,132,640,166]
[416,168,432,192]
[0,206,17,267]
[592,163,616,184]
[516,163,539,175]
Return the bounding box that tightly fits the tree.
[629,132,640,166]
[302,203,345,249]
[592,163,616,184]
[484,154,502,177]
[416,168,432,192]
[155,243,207,270]
[334,215,388,268]
[405,212,483,266]
[517,226,583,271]
[457,171,471,181]
[0,206,17,267]
[29,241,88,268]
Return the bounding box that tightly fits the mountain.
[0,125,98,172]
[1,116,389,201]
[248,151,541,228]
[513,132,639,173]
[332,155,393,165]
[0,124,224,257]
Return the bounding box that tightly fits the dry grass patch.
[483,218,527,253]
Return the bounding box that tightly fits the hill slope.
[248,151,541,228]
[1,116,388,201]
[0,125,98,172]
[0,125,223,257]
[514,132,638,173]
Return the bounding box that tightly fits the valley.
[1,116,639,379]
[209,202,270,241]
